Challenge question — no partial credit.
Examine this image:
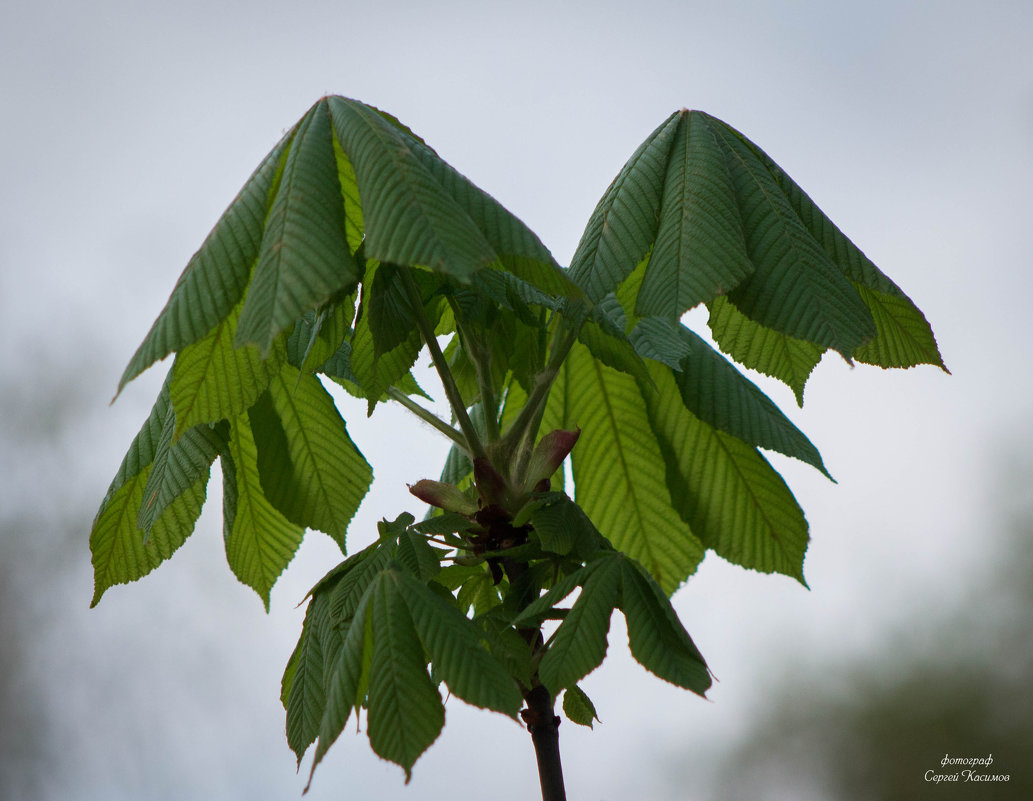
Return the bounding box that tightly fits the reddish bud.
[407,480,478,515]
[523,428,581,493]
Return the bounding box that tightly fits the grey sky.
[2,0,1031,799]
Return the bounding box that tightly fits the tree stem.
[522,686,566,801]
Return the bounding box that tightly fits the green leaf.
[528,492,603,560]
[237,98,360,355]
[393,570,522,717]
[365,572,444,781]
[706,115,876,357]
[90,372,209,606]
[286,293,357,374]
[708,295,823,405]
[619,558,710,695]
[285,591,332,764]
[137,403,227,533]
[90,468,207,607]
[674,327,830,477]
[851,284,949,371]
[643,362,810,583]
[635,112,754,318]
[221,413,305,610]
[539,553,622,694]
[732,121,945,371]
[118,127,295,391]
[569,113,681,301]
[248,364,372,550]
[310,585,375,784]
[328,97,499,282]
[169,297,286,436]
[562,685,600,728]
[551,342,705,593]
[628,315,691,370]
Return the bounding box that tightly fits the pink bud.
[407,480,479,515]
[523,428,581,493]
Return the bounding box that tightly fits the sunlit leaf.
[221,413,305,609]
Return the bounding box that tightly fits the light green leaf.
[636,112,754,318]
[221,413,305,610]
[119,128,295,391]
[169,297,286,437]
[393,569,522,717]
[137,405,226,533]
[539,553,621,694]
[237,99,360,355]
[91,373,209,605]
[619,558,710,695]
[248,364,372,550]
[562,685,600,728]
[851,284,949,371]
[329,96,499,282]
[551,342,705,593]
[674,327,830,477]
[89,466,207,607]
[643,362,810,583]
[707,295,823,405]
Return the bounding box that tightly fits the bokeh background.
[3,1,1031,799]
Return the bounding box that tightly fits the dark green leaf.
[569,113,681,301]
[620,558,710,695]
[539,553,621,694]
[636,112,754,317]
[119,128,295,391]
[674,327,830,477]
[393,570,522,717]
[237,99,360,355]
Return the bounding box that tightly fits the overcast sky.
[3,1,1032,799]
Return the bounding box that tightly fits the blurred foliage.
[708,471,1033,800]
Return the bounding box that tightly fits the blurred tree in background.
[706,464,1033,801]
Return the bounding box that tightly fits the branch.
[386,387,468,450]
[400,267,488,462]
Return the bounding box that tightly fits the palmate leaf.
[90,372,209,606]
[248,364,372,551]
[706,116,876,357]
[236,99,360,356]
[514,551,710,697]
[729,122,946,372]
[328,97,499,283]
[284,587,333,764]
[643,362,810,583]
[221,413,305,610]
[567,110,942,379]
[549,342,705,593]
[118,129,296,392]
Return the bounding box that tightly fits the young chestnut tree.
[89,96,945,801]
